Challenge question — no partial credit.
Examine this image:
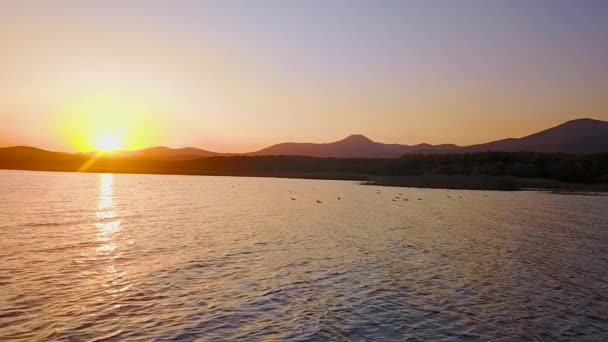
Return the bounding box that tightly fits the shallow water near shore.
[1,170,607,341]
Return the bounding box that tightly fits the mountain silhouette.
[249,134,407,158]
[458,118,608,154]
[1,118,606,159]
[247,134,461,158]
[118,146,230,159]
[248,118,608,157]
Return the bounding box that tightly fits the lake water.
[1,170,607,341]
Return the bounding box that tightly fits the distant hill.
[249,118,608,157]
[248,134,459,158]
[1,118,606,160]
[0,146,72,160]
[0,146,85,171]
[458,118,608,154]
[118,146,229,159]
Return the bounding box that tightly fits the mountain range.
[2,118,607,160]
[116,118,608,159]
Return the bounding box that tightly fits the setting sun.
[95,132,122,152]
[55,93,164,152]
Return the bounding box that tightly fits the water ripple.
[0,170,607,341]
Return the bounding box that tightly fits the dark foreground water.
[1,170,607,341]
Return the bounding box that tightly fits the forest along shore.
[362,175,608,192]
[1,147,607,192]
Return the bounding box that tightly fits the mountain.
[249,118,608,157]
[0,146,66,159]
[250,134,392,158]
[248,134,459,158]
[1,118,606,160]
[118,146,229,159]
[459,118,608,154]
[0,146,85,171]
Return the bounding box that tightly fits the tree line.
[2,147,608,184]
[174,152,608,183]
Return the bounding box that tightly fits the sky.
[1,0,607,152]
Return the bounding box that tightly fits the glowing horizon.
[52,93,164,152]
[1,1,607,153]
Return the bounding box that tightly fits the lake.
[1,170,607,341]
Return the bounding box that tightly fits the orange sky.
[1,1,607,153]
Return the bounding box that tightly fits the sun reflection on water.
[96,174,120,253]
[94,173,132,296]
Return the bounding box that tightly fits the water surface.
[1,170,607,341]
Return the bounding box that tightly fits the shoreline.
[362,175,608,192]
[3,167,607,193]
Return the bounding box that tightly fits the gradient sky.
[1,0,607,152]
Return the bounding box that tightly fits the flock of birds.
[289,188,489,203]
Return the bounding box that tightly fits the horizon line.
[0,116,604,154]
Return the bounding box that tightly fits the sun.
[95,132,123,152]
[56,93,165,152]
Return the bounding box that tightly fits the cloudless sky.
[1,0,607,152]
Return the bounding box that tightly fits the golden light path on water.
[96,174,120,252]
[95,173,130,298]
